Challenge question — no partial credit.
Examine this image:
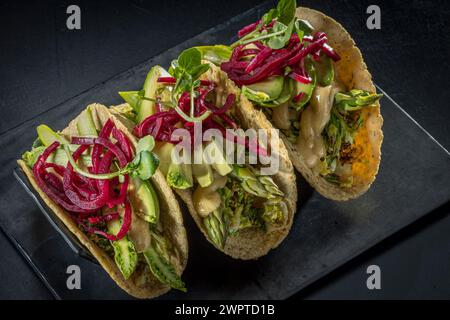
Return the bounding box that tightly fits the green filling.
[321,89,382,186]
[22,146,46,167]
[143,245,186,292]
[87,233,115,258]
[22,106,186,291]
[202,166,287,249]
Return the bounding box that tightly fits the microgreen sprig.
[62,135,159,182]
[231,0,298,50]
[169,48,212,122]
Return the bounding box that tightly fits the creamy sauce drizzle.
[297,82,344,170]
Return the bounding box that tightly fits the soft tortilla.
[238,7,383,200]
[17,103,188,299]
[174,62,298,260]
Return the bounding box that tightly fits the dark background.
[0,0,449,299]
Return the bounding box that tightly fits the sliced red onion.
[87,200,132,241]
[289,72,312,84]
[87,213,119,225]
[245,47,272,73]
[293,92,306,103]
[92,119,114,173]
[322,43,341,61]
[238,20,261,38]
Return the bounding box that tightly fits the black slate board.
[1,2,449,299]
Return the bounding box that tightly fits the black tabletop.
[0,0,449,299]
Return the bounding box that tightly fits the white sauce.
[296,82,344,170]
[193,174,227,217]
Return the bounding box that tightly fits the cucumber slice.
[259,78,294,107]
[243,76,285,104]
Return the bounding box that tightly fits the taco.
[200,0,383,200]
[116,48,297,260]
[18,103,188,298]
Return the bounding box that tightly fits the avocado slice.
[107,216,138,280]
[153,142,175,176]
[191,145,214,187]
[192,163,214,188]
[204,140,233,176]
[77,106,98,137]
[213,162,233,177]
[156,142,195,189]
[167,162,193,190]
[137,65,170,124]
[129,177,160,224]
[242,76,284,105]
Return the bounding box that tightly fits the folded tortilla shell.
[238,7,383,200]
[174,63,298,260]
[17,103,188,299]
